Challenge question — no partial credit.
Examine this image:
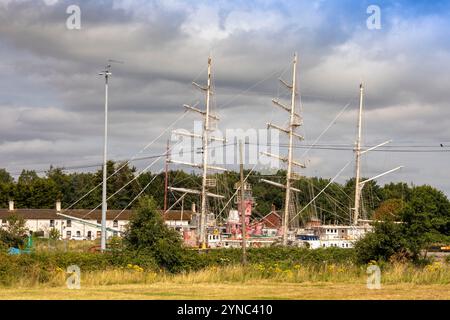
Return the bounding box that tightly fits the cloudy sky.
[0,0,449,195]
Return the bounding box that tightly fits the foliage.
[354,222,410,264]
[49,228,61,240]
[356,185,450,263]
[14,170,59,208]
[2,247,449,288]
[401,185,450,252]
[373,198,405,221]
[0,165,438,229]
[0,213,28,248]
[123,196,185,272]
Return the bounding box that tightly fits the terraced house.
[0,200,192,240]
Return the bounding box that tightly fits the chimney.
[56,200,61,212]
[271,204,276,212]
[191,202,196,213]
[8,200,14,211]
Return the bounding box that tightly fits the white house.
[0,200,193,240]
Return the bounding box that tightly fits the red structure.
[260,206,282,229]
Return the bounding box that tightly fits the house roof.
[163,210,193,221]
[0,209,193,221]
[260,210,282,228]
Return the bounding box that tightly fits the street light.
[98,64,111,252]
[98,59,122,252]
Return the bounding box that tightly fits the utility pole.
[239,140,247,265]
[164,139,170,212]
[99,64,111,252]
[353,83,364,226]
[262,53,304,246]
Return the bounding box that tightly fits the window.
[76,231,81,237]
[97,231,101,238]
[97,220,101,224]
[67,220,71,227]
[66,231,71,238]
[113,220,118,228]
[2,219,6,224]
[50,220,55,227]
[113,231,118,237]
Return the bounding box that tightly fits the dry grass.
[1,263,449,299]
[1,282,448,300]
[33,239,98,252]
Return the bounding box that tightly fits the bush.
[354,222,411,264]
[0,246,357,286]
[49,228,60,240]
[178,247,356,272]
[123,196,185,272]
[0,213,28,248]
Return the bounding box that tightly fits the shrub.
[49,228,60,240]
[0,213,28,248]
[123,196,185,272]
[354,222,411,264]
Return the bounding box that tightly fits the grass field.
[1,264,449,300]
[1,282,449,300]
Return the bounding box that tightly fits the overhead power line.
[6,141,449,177]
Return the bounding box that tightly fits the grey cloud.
[0,0,449,195]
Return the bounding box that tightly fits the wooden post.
[164,139,170,213]
[239,140,247,265]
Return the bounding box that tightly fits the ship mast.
[169,56,226,248]
[262,53,305,245]
[199,56,212,248]
[352,83,403,225]
[353,84,364,225]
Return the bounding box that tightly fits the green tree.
[381,182,411,202]
[0,213,28,248]
[373,199,405,221]
[47,166,70,206]
[401,185,450,254]
[354,221,410,264]
[356,185,450,263]
[0,168,13,184]
[123,196,185,272]
[14,170,58,208]
[0,168,14,208]
[344,178,383,218]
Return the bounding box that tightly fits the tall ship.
[165,54,402,250]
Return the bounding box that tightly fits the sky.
[0,0,449,195]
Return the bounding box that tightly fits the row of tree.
[0,163,448,226]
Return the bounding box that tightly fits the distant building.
[0,200,192,240]
[260,206,282,237]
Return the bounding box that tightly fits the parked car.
[70,234,87,241]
